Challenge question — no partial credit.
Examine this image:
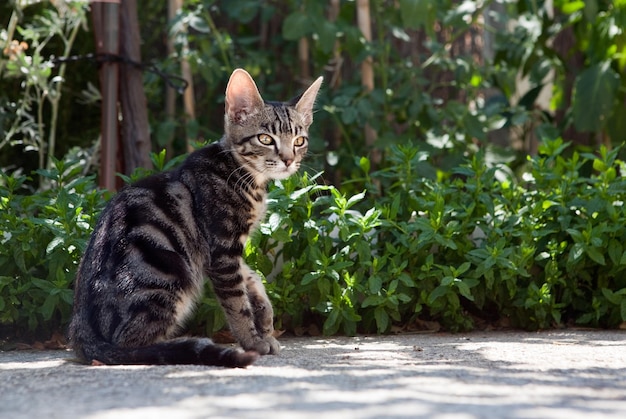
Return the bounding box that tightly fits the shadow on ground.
[1,331,625,418]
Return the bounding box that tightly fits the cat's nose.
[279,153,294,167]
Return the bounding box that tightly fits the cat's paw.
[265,335,281,355]
[241,336,280,355]
[242,338,271,355]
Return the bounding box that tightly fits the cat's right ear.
[294,76,323,127]
[225,69,265,125]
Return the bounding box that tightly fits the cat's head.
[223,69,323,183]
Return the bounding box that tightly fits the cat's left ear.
[294,76,323,126]
[225,69,265,125]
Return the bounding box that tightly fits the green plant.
[366,138,626,331]
[1,1,89,174]
[0,150,105,334]
[236,139,626,335]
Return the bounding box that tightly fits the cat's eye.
[257,134,274,145]
[294,136,306,147]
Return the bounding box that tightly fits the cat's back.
[107,142,227,233]
[84,141,259,267]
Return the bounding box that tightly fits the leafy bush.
[237,139,626,335]
[3,141,626,339]
[0,151,105,335]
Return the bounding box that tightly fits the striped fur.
[68,69,323,367]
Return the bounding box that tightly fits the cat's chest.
[248,191,268,230]
[240,189,267,245]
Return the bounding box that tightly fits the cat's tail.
[72,337,259,368]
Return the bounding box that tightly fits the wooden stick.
[119,0,153,174]
[91,0,120,191]
[356,0,379,165]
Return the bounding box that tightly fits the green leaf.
[282,12,311,40]
[374,306,390,333]
[301,271,320,286]
[441,275,454,287]
[456,281,474,301]
[457,262,471,276]
[561,0,585,14]
[602,288,620,305]
[362,294,385,308]
[223,0,260,23]
[462,113,486,141]
[621,300,626,321]
[314,19,337,54]
[359,156,370,174]
[46,236,64,255]
[620,250,626,266]
[608,239,623,266]
[428,285,448,304]
[31,278,54,291]
[566,228,584,242]
[317,277,331,297]
[187,15,210,33]
[585,247,606,265]
[323,309,341,335]
[41,294,58,320]
[13,248,27,272]
[368,275,382,294]
[59,288,74,305]
[592,158,606,172]
[346,191,366,209]
[434,234,458,250]
[572,62,620,132]
[568,243,585,264]
[399,0,433,30]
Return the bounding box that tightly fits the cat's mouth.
[271,161,299,177]
[271,166,297,179]
[259,160,298,180]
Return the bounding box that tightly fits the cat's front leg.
[242,265,280,354]
[208,257,276,355]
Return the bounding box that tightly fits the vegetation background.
[2,0,626,342]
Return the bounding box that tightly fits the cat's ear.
[225,69,265,125]
[294,76,323,126]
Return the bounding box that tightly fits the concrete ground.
[1,330,625,418]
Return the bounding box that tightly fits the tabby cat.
[68,69,323,367]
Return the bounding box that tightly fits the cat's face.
[223,69,323,184]
[231,103,310,180]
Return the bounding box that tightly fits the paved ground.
[1,330,625,418]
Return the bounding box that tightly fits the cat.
[68,69,323,367]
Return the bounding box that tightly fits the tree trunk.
[165,0,178,157]
[356,0,379,167]
[174,0,197,153]
[119,0,152,175]
[298,37,310,81]
[552,25,595,148]
[91,0,120,191]
[326,0,343,186]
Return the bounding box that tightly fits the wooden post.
[327,0,343,185]
[170,0,197,153]
[298,37,310,81]
[165,0,178,157]
[356,0,379,166]
[119,0,152,174]
[91,0,120,191]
